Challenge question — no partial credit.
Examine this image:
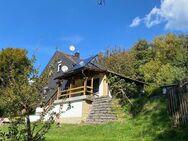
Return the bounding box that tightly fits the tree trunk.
[26,114,33,141]
[120,89,133,105]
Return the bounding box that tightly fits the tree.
[0,48,32,116]
[100,33,188,95]
[130,39,154,80]
[0,48,54,141]
[156,64,186,86]
[0,48,31,88]
[107,74,139,105]
[140,61,186,94]
[99,48,136,78]
[152,33,187,68]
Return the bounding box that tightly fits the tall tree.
[0,48,31,88]
[0,48,32,116]
[99,48,136,78]
[0,48,53,141]
[100,33,188,94]
[130,39,153,80]
[152,33,187,68]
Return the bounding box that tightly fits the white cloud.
[144,7,163,28]
[130,17,141,27]
[131,0,188,31]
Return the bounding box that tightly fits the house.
[30,51,146,124]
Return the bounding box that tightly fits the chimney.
[74,52,80,59]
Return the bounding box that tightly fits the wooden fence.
[167,78,188,126]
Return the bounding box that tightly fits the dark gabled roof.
[40,51,64,75]
[54,54,146,85]
[54,55,107,80]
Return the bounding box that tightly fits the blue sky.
[0,0,187,72]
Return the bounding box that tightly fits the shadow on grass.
[122,95,188,141]
[155,127,188,141]
[130,96,148,117]
[142,97,188,141]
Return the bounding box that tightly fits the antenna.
[98,0,105,5]
[55,46,59,51]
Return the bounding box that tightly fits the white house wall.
[60,101,82,118]
[99,77,103,97]
[29,115,41,122]
[44,100,83,121]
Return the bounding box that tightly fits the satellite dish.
[61,65,69,72]
[69,45,75,52]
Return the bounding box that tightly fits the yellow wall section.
[101,75,109,96]
[82,100,92,121]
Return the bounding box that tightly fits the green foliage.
[0,119,54,141]
[108,75,140,97]
[156,64,186,85]
[111,98,127,120]
[140,61,186,94]
[99,48,136,78]
[107,74,142,107]
[101,33,188,94]
[152,34,187,67]
[131,39,154,79]
[0,48,54,141]
[139,60,161,84]
[0,48,32,116]
[0,48,31,88]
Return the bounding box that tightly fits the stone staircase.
[86,96,117,124]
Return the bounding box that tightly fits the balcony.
[58,85,93,99]
[57,77,95,100]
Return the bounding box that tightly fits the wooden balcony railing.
[58,86,93,99]
[45,91,58,112]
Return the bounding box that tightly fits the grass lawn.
[1,97,188,141]
[46,97,188,141]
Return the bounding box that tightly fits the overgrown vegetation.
[100,33,188,94]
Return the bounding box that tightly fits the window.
[87,78,100,93]
[93,78,100,93]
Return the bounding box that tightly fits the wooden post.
[50,98,52,106]
[91,77,94,95]
[57,81,61,100]
[69,81,72,97]
[83,77,87,95]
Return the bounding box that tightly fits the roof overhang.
[54,67,107,80]
[107,70,147,85]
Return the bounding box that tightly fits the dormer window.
[57,60,69,73]
[57,61,62,72]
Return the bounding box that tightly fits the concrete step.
[86,96,117,124]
